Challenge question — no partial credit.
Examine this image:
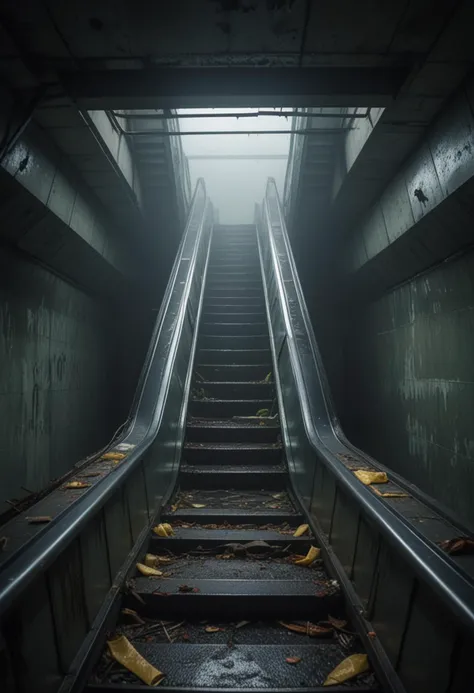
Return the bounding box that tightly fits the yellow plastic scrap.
[101,452,126,461]
[136,563,163,577]
[294,545,320,566]
[293,524,309,537]
[64,481,90,489]
[152,523,174,537]
[323,653,369,686]
[353,470,388,486]
[108,634,165,686]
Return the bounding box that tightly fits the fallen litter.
[26,515,52,524]
[64,481,91,489]
[153,523,174,537]
[107,634,164,686]
[294,545,320,566]
[323,653,369,686]
[101,452,126,461]
[279,621,333,637]
[285,656,301,664]
[136,563,163,577]
[293,524,309,537]
[353,470,388,485]
[373,488,407,498]
[438,537,474,555]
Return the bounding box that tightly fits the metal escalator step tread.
[179,465,286,489]
[150,528,312,550]
[89,643,375,691]
[184,442,280,451]
[162,510,302,524]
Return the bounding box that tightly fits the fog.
[179,109,290,224]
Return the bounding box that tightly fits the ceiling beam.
[60,67,409,110]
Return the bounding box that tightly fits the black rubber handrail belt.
[261,178,474,631]
[0,178,210,614]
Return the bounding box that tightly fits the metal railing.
[258,178,474,693]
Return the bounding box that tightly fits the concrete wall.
[342,249,474,531]
[0,119,156,516]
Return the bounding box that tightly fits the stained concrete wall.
[0,118,156,516]
[343,249,474,530]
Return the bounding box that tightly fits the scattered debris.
[178,584,198,593]
[101,452,126,461]
[64,481,91,489]
[205,626,223,633]
[373,488,407,498]
[256,408,270,417]
[0,536,8,551]
[107,635,165,686]
[279,621,333,637]
[153,523,174,537]
[80,471,102,478]
[136,563,163,577]
[438,537,474,555]
[235,620,251,629]
[285,656,301,665]
[121,608,145,625]
[327,616,348,631]
[293,524,309,537]
[145,554,173,567]
[264,372,272,383]
[191,503,206,508]
[323,653,369,686]
[294,546,320,566]
[353,470,388,486]
[26,515,52,524]
[367,631,376,639]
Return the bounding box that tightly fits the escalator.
[86,224,376,692]
[1,180,474,693]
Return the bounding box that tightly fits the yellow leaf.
[293,524,309,537]
[295,545,320,566]
[373,488,407,498]
[171,504,179,512]
[108,634,165,686]
[64,481,90,489]
[136,563,163,577]
[256,408,270,417]
[101,452,126,461]
[205,626,222,633]
[153,523,171,537]
[353,470,388,486]
[191,503,206,508]
[323,653,369,686]
[162,523,174,535]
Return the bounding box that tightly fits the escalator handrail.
[0,179,210,614]
[261,177,474,632]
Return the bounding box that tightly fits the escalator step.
[180,464,286,489]
[198,349,271,364]
[150,528,312,551]
[163,509,302,524]
[201,322,268,335]
[195,364,272,381]
[189,399,273,417]
[202,311,265,322]
[128,577,340,619]
[89,643,373,692]
[183,442,281,464]
[203,296,264,306]
[193,382,273,399]
[199,335,269,350]
[186,420,280,443]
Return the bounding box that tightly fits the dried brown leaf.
[286,656,301,665]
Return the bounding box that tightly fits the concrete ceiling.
[1,0,473,250]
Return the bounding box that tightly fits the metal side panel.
[0,180,213,693]
[256,179,474,693]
